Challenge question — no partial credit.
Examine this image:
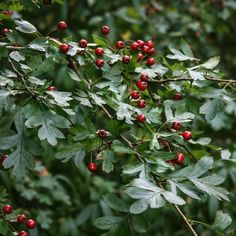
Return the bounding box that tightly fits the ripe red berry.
[17,214,27,223]
[162,140,169,148]
[79,39,87,48]
[0,155,7,167]
[137,99,146,108]
[166,158,177,166]
[137,114,146,123]
[2,10,13,15]
[176,153,184,165]
[137,53,144,61]
[95,47,104,56]
[146,40,155,48]
[95,59,104,68]
[136,80,148,91]
[140,74,149,82]
[57,21,68,30]
[1,28,10,35]
[173,93,182,100]
[18,231,29,236]
[116,41,125,49]
[141,46,150,54]
[98,129,107,138]
[25,219,36,229]
[148,48,156,55]
[2,205,13,214]
[88,162,97,172]
[182,131,192,140]
[59,43,70,53]
[47,86,57,91]
[122,55,131,64]
[131,90,140,100]
[101,25,110,35]
[136,39,145,48]
[172,121,181,130]
[146,57,155,66]
[130,42,138,51]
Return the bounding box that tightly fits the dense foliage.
[0,1,236,235]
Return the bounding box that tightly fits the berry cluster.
[2,204,36,236]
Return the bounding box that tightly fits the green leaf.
[9,51,25,62]
[122,162,144,175]
[200,99,225,122]
[112,141,137,154]
[47,91,73,107]
[94,216,124,230]
[161,191,186,205]
[212,210,232,231]
[67,69,81,81]
[132,215,149,233]
[167,48,198,61]
[201,56,220,69]
[15,19,37,34]
[149,194,166,208]
[129,199,149,214]
[0,219,9,234]
[101,150,115,173]
[103,194,129,213]
[92,34,109,47]
[180,39,194,58]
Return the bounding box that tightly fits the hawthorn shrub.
[0,1,236,236]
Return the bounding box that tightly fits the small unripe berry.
[47,86,57,91]
[137,99,146,108]
[172,121,181,130]
[59,43,70,53]
[88,162,97,172]
[176,153,184,165]
[18,231,29,236]
[116,41,125,49]
[95,47,104,56]
[25,219,36,229]
[146,57,155,66]
[95,59,104,68]
[122,55,131,64]
[131,90,140,100]
[57,21,68,30]
[182,131,192,140]
[17,214,27,223]
[79,39,87,48]
[137,114,146,123]
[101,25,110,35]
[2,205,13,214]
[98,129,107,138]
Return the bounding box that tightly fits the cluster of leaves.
[0,0,236,235]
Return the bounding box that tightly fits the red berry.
[95,59,104,68]
[59,43,70,53]
[172,121,181,130]
[136,80,148,91]
[162,140,169,148]
[18,231,29,236]
[1,28,10,35]
[137,53,144,61]
[47,86,57,91]
[146,57,155,66]
[2,205,13,214]
[173,93,182,100]
[25,219,36,229]
[2,10,13,15]
[182,131,192,140]
[137,99,146,108]
[166,159,177,166]
[95,47,104,56]
[79,39,87,48]
[122,55,131,64]
[130,42,138,51]
[140,74,149,82]
[136,39,145,48]
[116,41,125,49]
[141,46,150,54]
[88,162,97,172]
[137,114,146,123]
[146,40,155,48]
[176,153,184,165]
[98,129,107,138]
[57,21,68,30]
[101,25,110,35]
[43,0,52,4]
[17,214,27,223]
[131,90,140,100]
[0,155,7,167]
[148,48,156,55]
